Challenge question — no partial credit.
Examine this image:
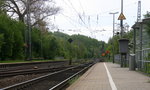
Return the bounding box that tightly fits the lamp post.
[120,0,124,37]
[109,12,119,36]
[118,0,128,67]
[109,12,118,63]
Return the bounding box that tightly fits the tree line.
[0,13,105,60]
[0,0,107,61]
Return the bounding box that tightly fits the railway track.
[0,66,72,78]
[0,62,94,90]
[0,60,68,72]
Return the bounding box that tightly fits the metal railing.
[136,48,150,74]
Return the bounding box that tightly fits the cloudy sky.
[50,0,150,42]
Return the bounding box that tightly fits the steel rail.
[1,62,93,90]
[49,63,93,90]
[0,60,68,69]
[0,66,71,78]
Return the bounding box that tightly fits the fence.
[114,54,121,64]
[114,48,150,74]
[132,18,150,74]
[114,54,129,66]
[136,48,150,73]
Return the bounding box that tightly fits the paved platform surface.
[67,62,150,90]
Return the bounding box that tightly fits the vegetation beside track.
[68,75,81,85]
[0,12,106,62]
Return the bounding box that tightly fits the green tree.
[0,0,4,13]
[0,14,24,60]
[2,0,60,27]
[42,32,59,59]
[53,32,104,59]
[0,34,4,55]
[31,28,42,58]
[144,11,150,35]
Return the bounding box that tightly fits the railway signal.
[68,38,73,65]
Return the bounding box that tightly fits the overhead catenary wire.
[62,13,90,29]
[57,0,84,29]
[56,0,137,35]
[78,0,85,14]
[66,0,88,27]
[62,0,75,12]
[60,13,82,28]
[78,0,86,23]
[61,0,88,29]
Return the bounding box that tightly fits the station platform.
[67,62,150,90]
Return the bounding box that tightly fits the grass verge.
[0,59,67,64]
[68,75,80,85]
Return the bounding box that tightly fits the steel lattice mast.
[137,1,141,22]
